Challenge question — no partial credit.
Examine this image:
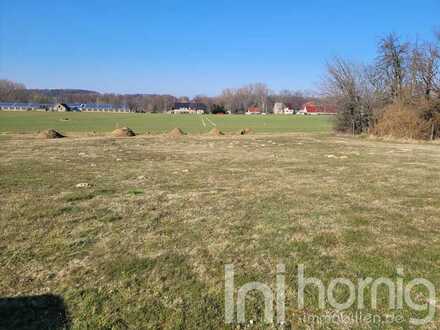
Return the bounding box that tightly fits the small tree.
[211,104,226,114]
[376,33,410,101]
[322,57,373,134]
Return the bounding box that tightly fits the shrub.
[211,104,226,114]
[419,99,440,139]
[334,99,372,134]
[371,103,431,140]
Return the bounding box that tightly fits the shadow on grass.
[0,294,70,330]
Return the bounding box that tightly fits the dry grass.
[1,133,440,329]
[371,103,432,140]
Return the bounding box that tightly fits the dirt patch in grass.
[168,127,185,137]
[238,128,253,135]
[37,129,65,139]
[111,127,136,137]
[209,128,224,136]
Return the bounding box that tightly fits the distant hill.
[27,89,100,97]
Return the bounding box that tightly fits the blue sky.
[0,0,439,96]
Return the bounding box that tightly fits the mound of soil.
[168,128,186,137]
[239,128,253,135]
[209,128,224,136]
[112,127,136,137]
[38,129,65,139]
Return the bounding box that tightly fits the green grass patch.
[0,111,333,134]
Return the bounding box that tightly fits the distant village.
[0,80,339,116]
[0,101,337,115]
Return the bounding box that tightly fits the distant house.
[273,103,284,114]
[245,106,262,115]
[298,102,337,115]
[273,102,295,115]
[169,102,207,114]
[0,102,131,113]
[0,102,18,111]
[0,102,40,111]
[39,104,53,111]
[65,103,83,112]
[54,103,71,112]
[70,103,132,113]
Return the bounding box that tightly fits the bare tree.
[323,57,360,100]
[376,33,410,100]
[415,43,439,98]
[0,79,27,102]
[217,88,240,113]
[217,83,271,113]
[323,57,373,134]
[0,79,26,91]
[251,83,270,112]
[193,95,214,112]
[271,90,307,110]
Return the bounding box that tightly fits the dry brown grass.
[1,133,440,329]
[371,103,431,140]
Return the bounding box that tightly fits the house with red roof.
[245,106,262,115]
[298,102,337,115]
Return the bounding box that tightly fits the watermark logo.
[225,264,436,326]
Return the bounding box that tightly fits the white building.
[168,102,207,114]
[273,103,284,114]
[273,102,295,115]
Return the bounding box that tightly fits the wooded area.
[0,80,311,114]
[324,31,440,139]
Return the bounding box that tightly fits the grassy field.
[0,111,333,134]
[1,132,440,329]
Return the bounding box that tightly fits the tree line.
[0,80,312,113]
[324,30,440,139]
